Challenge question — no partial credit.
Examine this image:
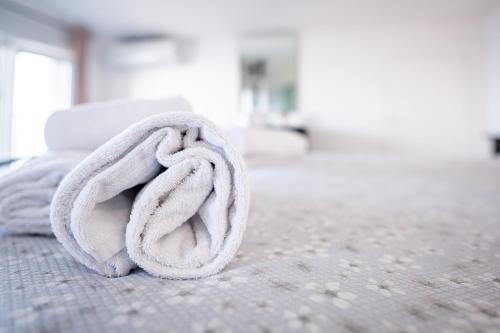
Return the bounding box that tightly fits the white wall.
[87,17,493,158]
[86,37,130,103]
[86,35,240,127]
[484,2,500,135]
[300,19,488,157]
[129,36,240,127]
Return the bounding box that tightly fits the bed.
[1,153,500,333]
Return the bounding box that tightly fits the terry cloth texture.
[50,112,249,279]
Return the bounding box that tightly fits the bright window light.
[11,51,72,158]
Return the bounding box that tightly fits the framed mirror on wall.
[239,33,304,130]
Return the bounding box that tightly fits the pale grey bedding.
[1,153,500,333]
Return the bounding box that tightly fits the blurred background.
[0,0,500,160]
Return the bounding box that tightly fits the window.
[11,52,72,158]
[0,36,73,159]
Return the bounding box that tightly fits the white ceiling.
[6,0,498,37]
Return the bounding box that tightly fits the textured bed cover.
[1,153,500,333]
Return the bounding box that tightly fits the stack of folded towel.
[0,96,249,279]
[0,151,86,235]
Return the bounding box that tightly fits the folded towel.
[45,96,192,151]
[51,112,249,279]
[0,152,86,235]
[0,96,190,237]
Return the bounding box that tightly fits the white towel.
[51,112,249,279]
[0,96,190,237]
[45,96,192,151]
[0,152,86,235]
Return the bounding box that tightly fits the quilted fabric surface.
[1,153,499,333]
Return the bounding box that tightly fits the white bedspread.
[1,153,499,333]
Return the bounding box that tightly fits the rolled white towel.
[51,112,249,279]
[45,95,192,151]
[0,152,86,235]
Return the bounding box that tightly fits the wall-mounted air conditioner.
[106,38,178,69]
